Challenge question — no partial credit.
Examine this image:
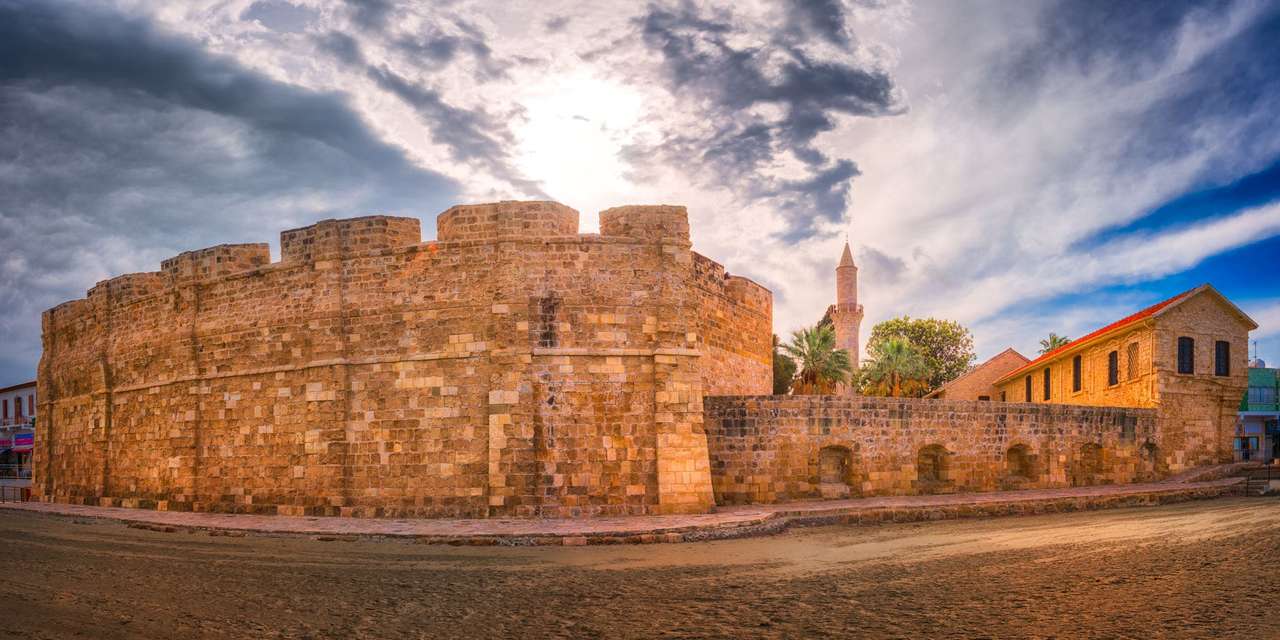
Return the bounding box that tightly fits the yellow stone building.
[993,284,1257,471]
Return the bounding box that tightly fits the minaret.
[831,241,864,374]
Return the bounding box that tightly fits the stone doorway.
[818,446,855,499]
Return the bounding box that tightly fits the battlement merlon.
[599,205,691,244]
[724,275,771,316]
[281,215,421,263]
[86,272,165,305]
[161,243,271,285]
[437,201,578,243]
[690,252,771,316]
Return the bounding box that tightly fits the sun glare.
[514,70,646,229]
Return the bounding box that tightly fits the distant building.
[925,348,1030,401]
[0,380,35,429]
[1238,367,1279,463]
[0,380,35,478]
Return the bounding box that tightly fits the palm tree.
[1038,333,1071,354]
[861,338,928,397]
[781,324,852,394]
[772,334,797,395]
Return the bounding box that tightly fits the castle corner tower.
[831,241,864,374]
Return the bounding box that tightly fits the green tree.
[1038,333,1071,354]
[772,334,797,395]
[865,317,975,392]
[859,338,929,397]
[781,324,852,394]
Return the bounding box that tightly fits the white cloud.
[1246,300,1280,339]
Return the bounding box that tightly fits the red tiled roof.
[994,286,1202,385]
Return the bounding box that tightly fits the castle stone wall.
[705,395,1160,505]
[35,201,772,518]
[690,253,772,395]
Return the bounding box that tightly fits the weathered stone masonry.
[35,201,772,518]
[705,395,1160,505]
[36,201,1244,520]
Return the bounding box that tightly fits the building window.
[1000,391,1007,402]
[1108,351,1119,386]
[1072,355,1082,392]
[1024,375,1032,402]
[1214,341,1230,377]
[977,395,991,401]
[1126,342,1139,380]
[1177,337,1194,374]
[27,394,33,416]
[1248,386,1277,405]
[1043,367,1051,401]
[14,397,21,418]
[1,399,6,420]
[1120,416,1137,442]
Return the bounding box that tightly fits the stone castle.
[35,202,771,517]
[34,202,1254,518]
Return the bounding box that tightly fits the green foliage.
[859,338,930,397]
[781,324,852,394]
[1038,333,1071,354]
[865,316,975,392]
[772,334,797,395]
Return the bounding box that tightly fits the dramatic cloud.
[624,0,903,240]
[0,0,459,379]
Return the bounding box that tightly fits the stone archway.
[1005,444,1036,484]
[818,445,856,499]
[1072,443,1105,487]
[917,444,951,493]
[1138,442,1161,482]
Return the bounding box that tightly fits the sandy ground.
[2,498,1277,640]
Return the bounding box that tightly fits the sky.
[2,0,1280,383]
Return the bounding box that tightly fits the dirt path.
[3,498,1278,639]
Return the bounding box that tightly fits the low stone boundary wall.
[705,395,1161,505]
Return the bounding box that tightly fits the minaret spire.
[831,239,864,391]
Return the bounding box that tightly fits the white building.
[0,380,35,429]
[0,381,35,477]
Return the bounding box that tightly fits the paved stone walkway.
[0,478,1245,545]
